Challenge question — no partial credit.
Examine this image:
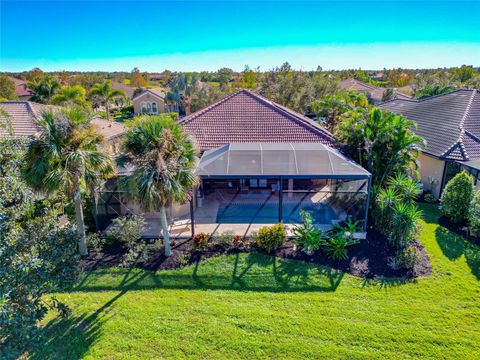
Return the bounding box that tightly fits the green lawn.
[34,204,480,359]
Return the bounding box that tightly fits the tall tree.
[0,75,18,100]
[51,85,89,108]
[311,90,368,132]
[335,107,424,188]
[119,115,198,257]
[131,67,147,88]
[0,139,79,357]
[89,80,126,125]
[22,107,114,255]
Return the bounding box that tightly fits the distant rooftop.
[0,101,125,140]
[196,142,370,178]
[179,89,335,151]
[380,89,480,161]
[339,78,412,102]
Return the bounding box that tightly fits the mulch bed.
[79,230,432,279]
[437,216,480,246]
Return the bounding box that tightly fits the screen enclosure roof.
[195,143,371,178]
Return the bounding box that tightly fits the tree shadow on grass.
[436,227,466,260]
[27,311,105,360]
[434,218,480,280]
[74,252,344,294]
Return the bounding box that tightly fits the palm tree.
[51,85,89,108]
[119,115,198,257]
[28,75,60,103]
[88,81,126,125]
[335,107,424,188]
[22,107,114,255]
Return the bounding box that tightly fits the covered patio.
[96,143,371,239]
[169,143,372,238]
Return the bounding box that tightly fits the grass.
[32,204,480,359]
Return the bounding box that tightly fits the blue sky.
[1,1,479,71]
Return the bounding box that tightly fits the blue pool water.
[216,202,337,224]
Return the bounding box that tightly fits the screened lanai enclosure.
[95,143,371,238]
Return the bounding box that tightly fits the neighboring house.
[8,77,33,100]
[380,89,480,197]
[339,78,412,103]
[132,88,174,115]
[0,101,125,153]
[98,89,372,240]
[149,74,163,82]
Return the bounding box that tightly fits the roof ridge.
[241,89,335,140]
[378,88,476,106]
[178,89,245,125]
[415,88,474,102]
[454,89,477,160]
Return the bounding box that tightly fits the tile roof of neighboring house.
[380,89,480,161]
[178,89,335,151]
[0,101,125,141]
[132,88,165,101]
[0,101,48,137]
[110,81,135,99]
[8,77,33,98]
[91,117,125,140]
[339,78,412,102]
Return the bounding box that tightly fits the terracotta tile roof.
[178,89,335,151]
[0,101,125,141]
[91,117,125,140]
[380,89,480,161]
[340,78,412,102]
[0,101,46,137]
[8,77,33,98]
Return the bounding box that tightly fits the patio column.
[278,176,283,223]
[190,189,195,237]
[363,176,372,232]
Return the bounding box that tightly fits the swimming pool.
[216,202,337,224]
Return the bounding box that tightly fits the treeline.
[1,63,479,115]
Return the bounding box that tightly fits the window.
[151,102,158,114]
[146,102,152,113]
[141,102,147,113]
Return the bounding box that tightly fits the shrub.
[193,232,210,249]
[388,202,422,248]
[105,215,150,266]
[256,223,286,253]
[105,215,146,246]
[387,173,422,204]
[231,235,245,247]
[323,232,359,261]
[87,232,105,251]
[395,245,420,269]
[469,190,480,237]
[374,178,423,247]
[424,192,437,203]
[214,230,235,245]
[293,210,325,254]
[440,171,474,223]
[375,187,399,234]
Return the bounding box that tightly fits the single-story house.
[132,88,177,115]
[340,78,412,104]
[380,89,480,197]
[98,90,372,239]
[0,100,125,153]
[8,77,33,100]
